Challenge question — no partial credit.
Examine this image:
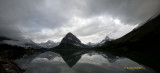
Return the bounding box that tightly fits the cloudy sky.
[0,0,160,44]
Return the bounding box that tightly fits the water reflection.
[15,50,157,73]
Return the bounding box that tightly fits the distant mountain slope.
[38,40,59,49]
[87,36,112,47]
[61,32,81,45]
[1,39,42,49]
[97,36,112,46]
[54,32,89,49]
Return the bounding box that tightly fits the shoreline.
[0,57,23,73]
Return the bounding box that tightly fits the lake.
[14,50,157,73]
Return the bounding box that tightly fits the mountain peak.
[104,36,111,41]
[61,32,81,44]
[98,36,112,46]
[65,32,74,37]
[67,32,73,34]
[54,32,89,49]
[47,40,54,43]
[38,40,59,48]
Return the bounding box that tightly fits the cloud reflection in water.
[15,51,157,73]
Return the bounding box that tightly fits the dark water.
[14,50,157,73]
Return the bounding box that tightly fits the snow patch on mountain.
[98,36,112,46]
[38,40,59,49]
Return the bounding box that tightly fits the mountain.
[101,14,160,72]
[61,32,81,45]
[1,39,42,49]
[87,36,112,47]
[97,36,112,46]
[54,32,88,49]
[38,40,59,49]
[104,14,160,52]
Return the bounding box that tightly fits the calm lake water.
[14,50,157,73]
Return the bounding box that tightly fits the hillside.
[99,14,160,72]
[104,14,160,53]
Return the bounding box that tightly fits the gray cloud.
[0,0,160,43]
[80,0,160,24]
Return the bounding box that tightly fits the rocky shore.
[0,57,23,73]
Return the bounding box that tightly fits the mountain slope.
[105,14,160,52]
[54,32,88,49]
[87,36,112,47]
[61,32,81,45]
[1,39,42,49]
[100,14,160,72]
[97,36,112,46]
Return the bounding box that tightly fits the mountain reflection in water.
[14,50,157,73]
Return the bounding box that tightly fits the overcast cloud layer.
[0,0,160,43]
